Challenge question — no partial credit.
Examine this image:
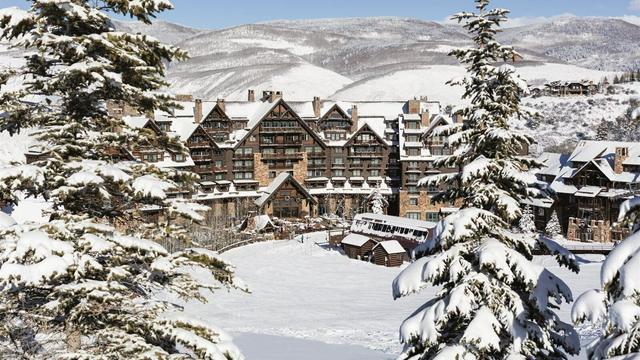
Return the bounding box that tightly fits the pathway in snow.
[182,233,604,358]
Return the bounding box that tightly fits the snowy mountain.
[111,19,203,45]
[499,16,640,72]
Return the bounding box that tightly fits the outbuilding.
[341,233,378,260]
[372,240,406,267]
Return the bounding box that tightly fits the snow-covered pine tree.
[368,183,388,215]
[392,1,580,359]
[0,1,245,358]
[572,197,640,358]
[595,119,610,141]
[546,210,563,240]
[518,204,536,234]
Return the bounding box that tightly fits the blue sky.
[2,0,640,29]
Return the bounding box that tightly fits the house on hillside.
[372,240,406,267]
[533,141,640,242]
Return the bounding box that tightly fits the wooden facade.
[372,241,406,267]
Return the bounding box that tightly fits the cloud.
[630,0,640,11]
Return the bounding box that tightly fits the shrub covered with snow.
[393,2,579,358]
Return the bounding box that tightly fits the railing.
[261,152,304,160]
[260,126,303,133]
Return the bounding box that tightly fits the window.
[333,170,344,177]
[370,159,381,165]
[369,169,380,176]
[426,212,439,221]
[427,185,439,194]
[405,121,420,129]
[352,158,361,165]
[358,134,372,142]
[406,135,421,142]
[351,169,361,177]
[405,212,421,220]
[285,148,297,154]
[409,197,419,206]
[174,154,184,162]
[214,160,223,168]
[214,173,224,180]
[407,148,420,156]
[408,161,419,169]
[333,157,344,165]
[234,172,253,180]
[407,186,418,194]
[262,148,275,155]
[235,147,253,156]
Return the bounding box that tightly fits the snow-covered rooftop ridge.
[341,233,374,247]
[569,140,640,165]
[373,240,406,254]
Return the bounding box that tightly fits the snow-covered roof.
[341,233,374,247]
[575,186,602,198]
[537,152,570,177]
[255,172,315,207]
[373,240,406,254]
[123,115,151,129]
[169,120,199,141]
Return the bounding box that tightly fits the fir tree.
[0,1,245,358]
[368,183,388,215]
[518,204,536,234]
[392,1,579,359]
[545,211,563,239]
[573,197,640,358]
[595,119,610,141]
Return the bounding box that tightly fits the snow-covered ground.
[178,232,604,359]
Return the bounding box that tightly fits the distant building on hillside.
[528,80,599,97]
[532,140,640,242]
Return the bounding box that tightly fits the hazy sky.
[2,0,640,29]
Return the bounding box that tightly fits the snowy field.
[177,232,605,359]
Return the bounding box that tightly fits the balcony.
[260,126,303,133]
[348,152,383,158]
[260,152,304,160]
[234,153,254,159]
[191,154,212,161]
[233,166,254,172]
[188,141,212,148]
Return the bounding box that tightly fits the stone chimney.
[216,98,226,113]
[614,147,629,174]
[408,98,421,114]
[194,98,203,123]
[273,91,283,101]
[421,110,431,128]
[248,89,255,102]
[312,96,321,118]
[350,105,359,133]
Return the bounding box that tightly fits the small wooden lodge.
[340,233,378,260]
[372,240,406,267]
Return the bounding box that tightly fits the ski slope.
[177,233,604,359]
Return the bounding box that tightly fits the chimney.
[421,109,430,128]
[216,98,226,113]
[408,98,421,114]
[614,147,629,174]
[273,91,283,101]
[194,98,203,123]
[350,105,359,133]
[262,90,273,102]
[312,96,321,118]
[248,89,255,102]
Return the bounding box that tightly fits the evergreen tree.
[545,211,563,239]
[368,183,388,215]
[518,204,536,234]
[595,119,610,141]
[0,1,245,358]
[392,1,579,359]
[573,197,640,358]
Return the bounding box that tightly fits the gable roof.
[373,240,406,254]
[254,172,317,208]
[235,98,327,150]
[341,233,375,247]
[345,121,389,148]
